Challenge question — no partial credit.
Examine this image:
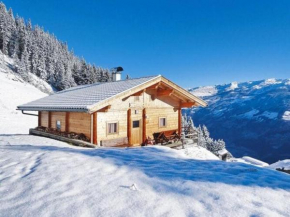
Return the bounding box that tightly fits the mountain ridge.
[186,78,290,163]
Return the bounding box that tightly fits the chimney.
[111,66,123,82]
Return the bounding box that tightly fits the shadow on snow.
[1,136,290,191]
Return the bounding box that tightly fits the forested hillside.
[0,2,111,91]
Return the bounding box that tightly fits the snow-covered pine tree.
[206,139,226,155]
[194,123,233,159]
[0,1,110,90]
[197,126,207,148]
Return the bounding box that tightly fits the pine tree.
[0,1,110,90]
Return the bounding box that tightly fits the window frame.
[159,117,167,128]
[56,120,61,131]
[107,121,119,135]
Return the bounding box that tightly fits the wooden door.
[131,119,142,145]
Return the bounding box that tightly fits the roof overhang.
[87,76,207,113]
[17,75,207,113]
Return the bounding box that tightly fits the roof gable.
[17,75,207,112]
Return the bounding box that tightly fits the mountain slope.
[0,54,48,134]
[186,79,290,163]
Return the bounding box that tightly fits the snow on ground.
[269,160,290,170]
[177,144,219,160]
[1,64,290,216]
[1,135,290,217]
[0,72,47,134]
[0,52,53,94]
[190,86,218,97]
[231,156,269,167]
[282,111,290,121]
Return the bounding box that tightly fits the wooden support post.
[48,111,51,128]
[65,112,69,132]
[178,108,182,136]
[127,109,131,145]
[142,108,146,143]
[38,111,41,127]
[93,112,97,145]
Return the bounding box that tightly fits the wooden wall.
[97,90,179,145]
[68,112,91,138]
[146,107,178,138]
[40,111,49,127]
[39,111,91,139]
[50,112,66,131]
[37,88,181,146]
[97,110,127,142]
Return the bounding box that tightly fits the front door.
[131,119,142,145]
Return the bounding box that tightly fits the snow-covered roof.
[18,76,159,112]
[218,149,228,156]
[269,159,290,170]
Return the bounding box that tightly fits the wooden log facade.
[22,76,207,147]
[38,89,183,146]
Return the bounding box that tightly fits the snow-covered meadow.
[1,65,290,216]
[1,135,290,217]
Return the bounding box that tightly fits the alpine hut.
[17,75,207,147]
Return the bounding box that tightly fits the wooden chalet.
[18,75,207,147]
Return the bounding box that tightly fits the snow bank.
[242,156,269,167]
[231,157,269,167]
[269,160,290,170]
[0,71,47,134]
[0,135,290,217]
[177,144,219,160]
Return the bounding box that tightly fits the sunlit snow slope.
[187,79,290,163]
[0,55,48,134]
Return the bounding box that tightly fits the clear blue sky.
[4,0,290,87]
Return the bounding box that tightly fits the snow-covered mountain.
[186,79,290,164]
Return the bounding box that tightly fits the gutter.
[19,110,39,116]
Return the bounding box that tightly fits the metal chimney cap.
[111,66,123,73]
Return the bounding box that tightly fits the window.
[56,120,61,130]
[159,117,167,127]
[107,122,118,134]
[133,120,140,128]
[134,96,140,102]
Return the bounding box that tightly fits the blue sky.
[4,0,290,87]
